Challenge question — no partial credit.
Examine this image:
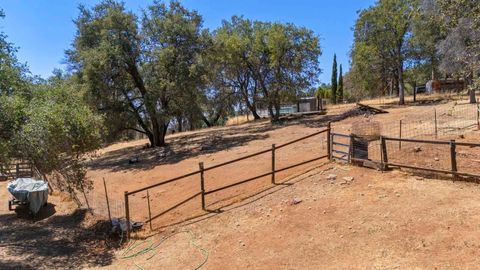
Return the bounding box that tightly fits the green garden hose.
[121,230,209,270]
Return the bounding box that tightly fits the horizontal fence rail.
[126,170,201,196]
[123,126,330,239]
[381,136,480,147]
[381,136,480,179]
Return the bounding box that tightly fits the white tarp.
[7,178,48,214]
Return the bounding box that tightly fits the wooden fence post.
[349,134,354,163]
[450,140,457,181]
[147,190,152,231]
[434,108,438,139]
[399,120,402,150]
[477,104,479,130]
[16,163,19,178]
[413,82,417,102]
[124,191,130,240]
[271,144,276,184]
[380,136,388,170]
[103,178,111,222]
[199,162,206,211]
[327,122,332,160]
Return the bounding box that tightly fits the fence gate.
[330,133,351,162]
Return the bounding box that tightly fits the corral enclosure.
[80,97,480,233]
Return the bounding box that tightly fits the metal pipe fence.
[122,126,331,238]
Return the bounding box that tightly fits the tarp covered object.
[7,178,48,214]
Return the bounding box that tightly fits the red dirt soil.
[81,95,480,268]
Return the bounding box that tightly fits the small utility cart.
[7,178,49,215]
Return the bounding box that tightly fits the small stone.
[340,235,344,238]
[343,177,354,182]
[367,184,373,188]
[413,146,422,153]
[291,198,303,205]
[323,210,327,214]
[326,174,337,180]
[434,157,439,161]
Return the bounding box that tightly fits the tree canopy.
[0,10,102,196]
[348,0,480,104]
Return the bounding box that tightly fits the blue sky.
[1,0,375,84]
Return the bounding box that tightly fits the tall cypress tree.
[331,54,337,104]
[338,64,343,102]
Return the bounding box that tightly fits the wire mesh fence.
[358,104,480,162]
[76,179,125,220]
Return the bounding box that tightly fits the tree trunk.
[470,71,477,104]
[274,101,281,120]
[243,99,260,119]
[201,115,212,127]
[267,102,275,120]
[469,89,476,104]
[251,109,261,120]
[398,60,405,105]
[148,119,166,147]
[177,116,183,132]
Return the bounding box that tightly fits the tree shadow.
[147,162,329,231]
[87,121,275,172]
[11,203,56,221]
[0,208,114,270]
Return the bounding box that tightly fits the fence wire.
[365,104,479,161]
[77,182,125,220]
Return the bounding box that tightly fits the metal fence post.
[327,122,332,160]
[434,108,438,139]
[399,120,402,150]
[124,191,130,240]
[147,190,152,231]
[103,178,111,222]
[450,140,457,181]
[271,144,276,184]
[199,162,206,211]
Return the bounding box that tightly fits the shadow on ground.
[0,207,114,270]
[140,161,330,233]
[88,97,441,174]
[87,120,275,172]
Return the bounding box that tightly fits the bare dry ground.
[0,184,115,269]
[3,94,480,269]
[93,164,480,269]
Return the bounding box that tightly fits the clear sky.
[1,0,375,84]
